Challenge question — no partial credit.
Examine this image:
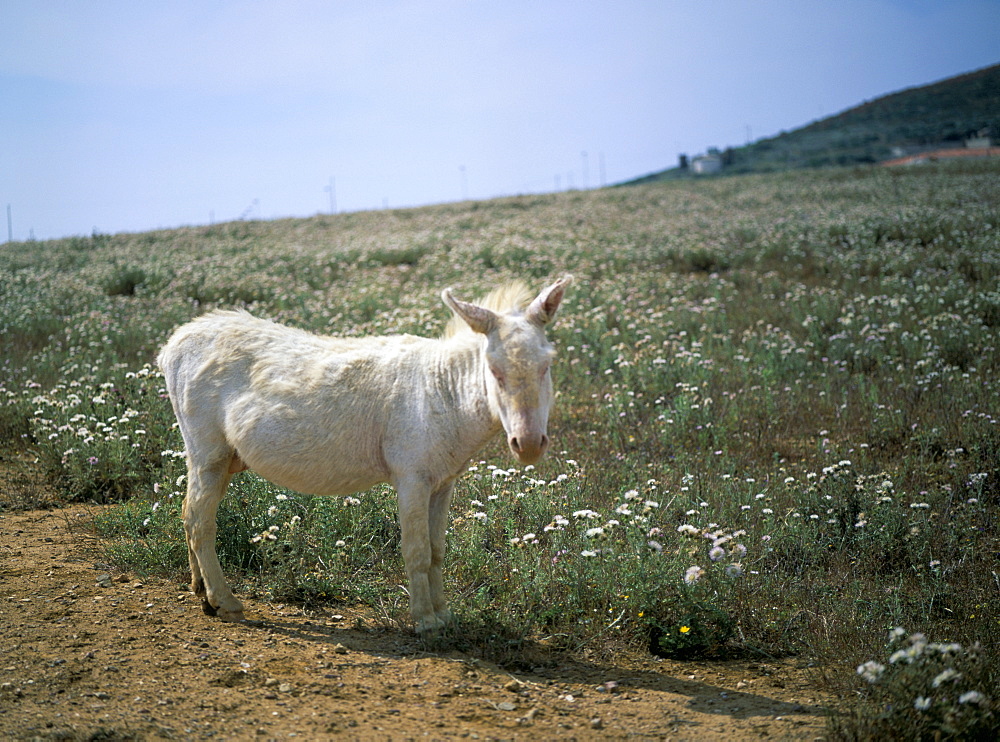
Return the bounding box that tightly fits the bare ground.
[1,467,834,741]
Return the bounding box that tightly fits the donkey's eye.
[490,366,506,388]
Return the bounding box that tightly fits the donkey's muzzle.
[509,432,549,465]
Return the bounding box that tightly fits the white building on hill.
[691,153,722,175]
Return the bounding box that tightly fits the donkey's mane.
[442,282,535,338]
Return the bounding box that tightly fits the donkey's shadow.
[238,610,828,725]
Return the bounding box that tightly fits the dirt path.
[1,504,832,741]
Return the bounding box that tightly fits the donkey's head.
[443,276,572,465]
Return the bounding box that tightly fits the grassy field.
[2,161,998,737]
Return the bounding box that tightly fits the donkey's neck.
[436,335,503,452]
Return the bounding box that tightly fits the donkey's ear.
[526,274,573,326]
[442,288,498,335]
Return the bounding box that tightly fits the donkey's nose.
[509,433,549,465]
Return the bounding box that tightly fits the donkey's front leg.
[428,481,456,625]
[397,476,448,633]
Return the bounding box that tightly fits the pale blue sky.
[2,0,998,240]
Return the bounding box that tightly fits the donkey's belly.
[251,460,387,497]
[227,402,391,497]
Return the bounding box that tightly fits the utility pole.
[6,204,11,243]
[581,151,589,189]
[325,177,337,214]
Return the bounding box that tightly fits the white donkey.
[157,275,571,632]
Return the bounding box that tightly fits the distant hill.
[625,62,1000,183]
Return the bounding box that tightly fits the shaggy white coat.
[157,276,571,632]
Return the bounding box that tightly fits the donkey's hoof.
[201,598,244,622]
[217,608,246,623]
[415,614,449,635]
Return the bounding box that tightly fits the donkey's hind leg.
[182,457,244,621]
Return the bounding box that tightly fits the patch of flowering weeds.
[777,459,941,570]
[27,364,177,501]
[92,457,188,573]
[844,627,996,739]
[240,480,403,605]
[644,519,747,658]
[795,460,893,543]
[450,463,748,655]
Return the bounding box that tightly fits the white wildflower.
[959,690,986,705]
[684,566,704,585]
[931,668,961,688]
[856,660,886,684]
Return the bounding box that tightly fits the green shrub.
[836,629,997,740]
